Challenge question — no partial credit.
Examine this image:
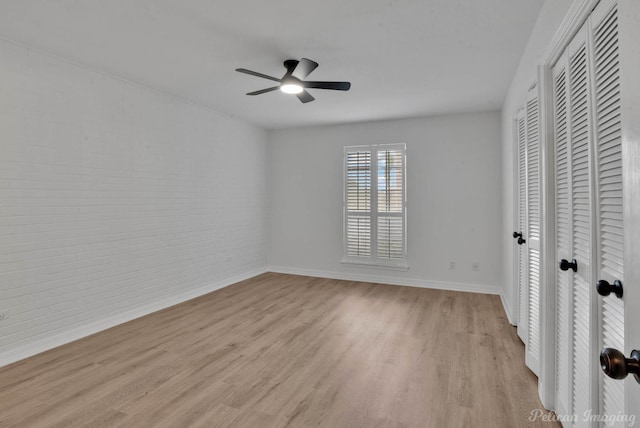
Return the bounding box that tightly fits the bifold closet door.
[552,51,573,419]
[516,110,529,345]
[551,0,627,424]
[525,86,541,376]
[616,0,640,418]
[514,87,541,376]
[567,22,596,424]
[591,0,625,423]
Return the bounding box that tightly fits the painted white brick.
[0,39,268,362]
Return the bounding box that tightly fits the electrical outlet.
[472,263,480,272]
[449,261,456,270]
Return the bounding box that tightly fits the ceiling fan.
[235,58,351,103]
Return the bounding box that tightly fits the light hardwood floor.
[0,273,559,427]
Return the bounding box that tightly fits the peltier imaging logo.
[529,409,636,426]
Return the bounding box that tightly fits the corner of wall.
[500,289,516,325]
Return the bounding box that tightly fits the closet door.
[516,109,529,344]
[617,0,640,418]
[552,51,573,419]
[552,26,598,422]
[525,86,542,376]
[567,23,597,425]
[617,0,640,420]
[514,87,541,376]
[550,0,630,423]
[590,0,625,423]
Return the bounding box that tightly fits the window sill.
[341,259,409,271]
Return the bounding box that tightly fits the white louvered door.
[552,51,573,419]
[567,23,596,425]
[617,0,640,421]
[525,86,542,376]
[549,0,630,424]
[516,109,529,345]
[514,87,542,376]
[590,1,625,424]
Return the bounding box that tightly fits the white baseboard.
[268,265,501,295]
[0,267,267,368]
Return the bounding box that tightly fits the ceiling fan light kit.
[236,58,350,103]
[279,77,304,94]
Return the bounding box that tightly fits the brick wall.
[0,39,268,365]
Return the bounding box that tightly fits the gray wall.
[268,112,503,293]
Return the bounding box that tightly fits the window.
[343,144,407,267]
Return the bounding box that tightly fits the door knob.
[596,279,623,299]
[559,259,577,272]
[600,348,640,383]
[512,232,526,245]
[560,259,578,272]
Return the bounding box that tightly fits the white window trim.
[342,143,408,269]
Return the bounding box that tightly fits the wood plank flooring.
[0,273,559,427]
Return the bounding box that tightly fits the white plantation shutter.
[525,87,542,375]
[347,217,371,257]
[552,54,572,417]
[592,2,625,423]
[346,151,372,257]
[377,149,404,260]
[377,217,403,259]
[567,29,594,420]
[344,144,406,266]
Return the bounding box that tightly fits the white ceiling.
[0,0,545,129]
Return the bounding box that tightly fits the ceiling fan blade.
[235,68,281,83]
[296,90,315,103]
[283,59,299,76]
[246,86,280,96]
[292,58,319,80]
[303,81,351,91]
